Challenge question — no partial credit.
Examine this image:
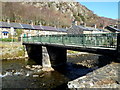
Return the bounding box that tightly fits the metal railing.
[23,33,118,48]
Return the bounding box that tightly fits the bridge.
[23,33,120,68]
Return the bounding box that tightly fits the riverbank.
[0,42,25,60]
[68,62,120,88]
[1,42,120,89]
[1,42,91,61]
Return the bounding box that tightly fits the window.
[3,33,7,36]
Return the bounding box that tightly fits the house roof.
[105,26,120,32]
[67,25,109,34]
[2,31,9,33]
[67,25,84,34]
[0,21,67,32]
[0,22,11,28]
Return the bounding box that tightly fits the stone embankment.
[68,62,120,88]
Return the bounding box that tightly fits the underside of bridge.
[46,45,67,67]
[25,44,67,68]
[24,42,119,68]
[25,44,42,65]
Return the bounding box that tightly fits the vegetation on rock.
[1,2,117,28]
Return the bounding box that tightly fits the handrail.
[23,33,118,48]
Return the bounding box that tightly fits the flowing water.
[1,54,101,89]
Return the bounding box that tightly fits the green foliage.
[15,29,23,37]
[74,16,81,22]
[99,23,104,28]
[73,13,85,22]
[2,2,117,28]
[0,38,18,42]
[67,50,79,54]
[79,14,85,22]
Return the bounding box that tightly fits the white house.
[0,28,9,38]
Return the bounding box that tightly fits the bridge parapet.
[23,33,118,49]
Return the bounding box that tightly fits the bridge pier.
[25,44,42,65]
[42,46,51,68]
[24,44,67,68]
[46,46,67,68]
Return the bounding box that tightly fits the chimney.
[84,23,86,27]
[39,22,42,26]
[30,20,34,25]
[31,22,34,25]
[75,21,77,26]
[71,18,75,26]
[118,24,120,29]
[94,24,97,29]
[7,19,10,23]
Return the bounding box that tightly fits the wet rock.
[42,67,54,72]
[32,65,42,69]
[14,72,23,76]
[26,73,30,77]
[76,59,98,68]
[25,65,31,69]
[1,72,13,77]
[37,69,42,72]
[33,75,39,77]
[30,68,35,71]
[40,74,44,78]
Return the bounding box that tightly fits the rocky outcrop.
[2,2,117,28]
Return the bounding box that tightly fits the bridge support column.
[42,46,51,68]
[46,46,67,68]
[25,44,42,65]
[117,33,120,62]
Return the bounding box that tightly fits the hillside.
[1,2,117,28]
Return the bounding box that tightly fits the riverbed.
[1,53,104,89]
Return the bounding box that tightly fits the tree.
[15,29,23,37]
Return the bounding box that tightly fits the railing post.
[62,35,64,45]
[39,35,42,43]
[117,33,120,61]
[49,35,51,43]
[82,34,85,46]
[27,33,28,43]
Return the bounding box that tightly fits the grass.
[0,38,18,42]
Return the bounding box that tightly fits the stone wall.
[68,62,120,88]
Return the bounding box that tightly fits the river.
[1,53,101,89]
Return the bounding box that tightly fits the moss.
[67,50,79,54]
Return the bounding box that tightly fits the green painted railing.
[23,33,118,48]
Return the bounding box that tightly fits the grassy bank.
[0,42,25,60]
